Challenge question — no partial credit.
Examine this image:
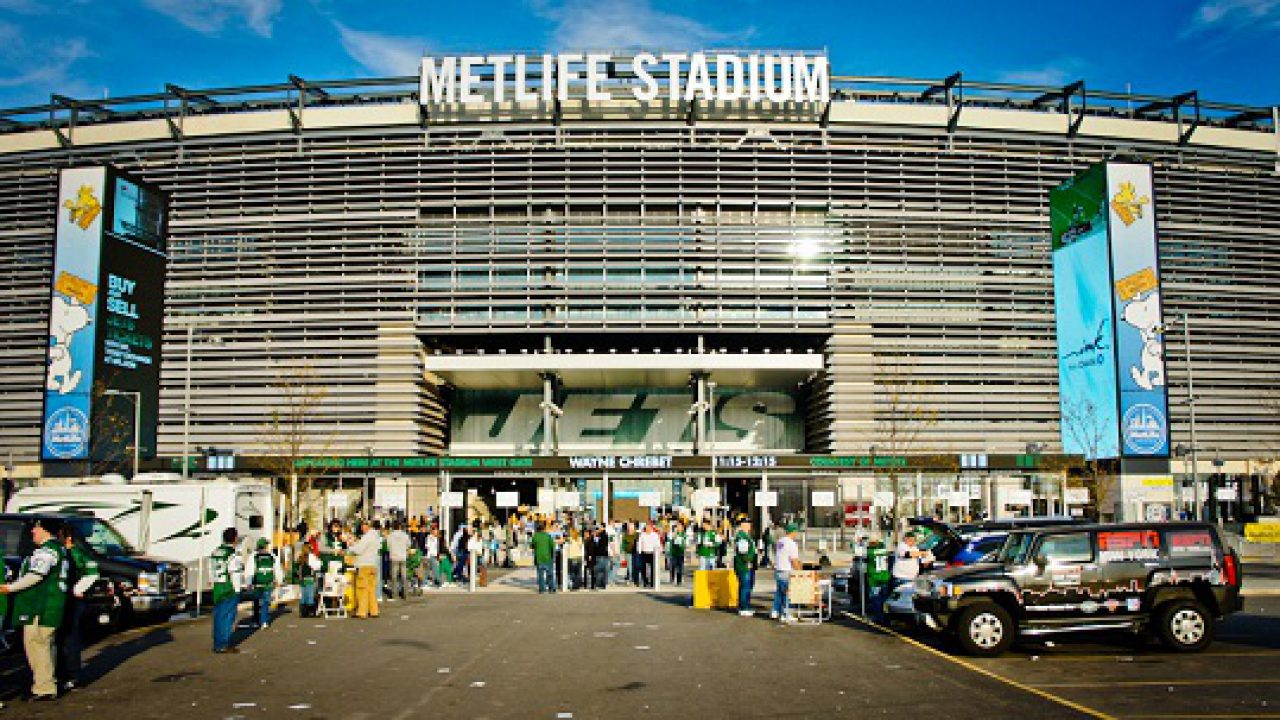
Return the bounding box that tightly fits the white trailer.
[6,479,275,592]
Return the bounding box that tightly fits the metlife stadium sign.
[1052,162,1170,460]
[419,52,830,105]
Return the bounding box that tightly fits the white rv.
[7,478,275,592]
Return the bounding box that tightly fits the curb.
[1240,588,1280,597]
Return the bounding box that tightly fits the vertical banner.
[42,167,109,460]
[41,166,168,464]
[1052,164,1121,460]
[1106,163,1169,457]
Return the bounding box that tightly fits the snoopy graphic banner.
[1106,163,1170,457]
[42,167,108,460]
[42,166,169,463]
[1051,162,1169,460]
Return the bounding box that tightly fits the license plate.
[176,601,187,611]
[98,614,111,625]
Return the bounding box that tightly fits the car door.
[1021,531,1099,620]
[1095,528,1162,617]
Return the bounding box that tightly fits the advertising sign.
[1052,163,1121,460]
[42,167,108,460]
[1052,161,1166,459]
[1064,487,1090,505]
[810,491,836,508]
[41,167,168,463]
[495,491,520,508]
[754,491,778,508]
[1106,163,1170,457]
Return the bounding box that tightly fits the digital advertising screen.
[1052,164,1121,460]
[108,175,167,252]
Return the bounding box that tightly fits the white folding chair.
[316,562,348,618]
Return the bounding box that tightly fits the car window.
[70,518,136,556]
[975,536,1006,553]
[1098,529,1161,563]
[0,522,23,556]
[1166,529,1217,559]
[1036,533,1093,564]
[997,532,1036,564]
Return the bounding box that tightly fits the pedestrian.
[406,546,424,595]
[210,527,244,653]
[532,521,556,593]
[666,521,686,585]
[425,527,441,588]
[637,522,662,587]
[0,517,68,700]
[438,549,455,587]
[319,518,347,570]
[696,519,718,572]
[387,521,412,600]
[378,523,391,601]
[590,527,610,590]
[771,523,801,624]
[349,520,382,619]
[733,518,758,617]
[58,524,98,691]
[246,538,282,629]
[890,532,930,600]
[566,528,585,590]
[293,542,320,618]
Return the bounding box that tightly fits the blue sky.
[0,0,1277,110]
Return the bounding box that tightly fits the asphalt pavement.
[2,576,1278,719]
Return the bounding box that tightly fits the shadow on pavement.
[81,626,176,687]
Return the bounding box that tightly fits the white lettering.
[541,54,555,102]
[632,52,659,101]
[793,56,828,102]
[717,54,745,101]
[585,53,610,101]
[685,52,713,102]
[763,55,791,102]
[557,53,584,100]
[420,57,457,103]
[662,52,688,103]
[459,55,483,104]
[489,54,513,103]
[514,55,537,102]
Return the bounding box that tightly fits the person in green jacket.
[0,517,68,700]
[58,525,99,691]
[666,521,687,585]
[733,518,758,616]
[532,522,556,593]
[247,538,282,629]
[211,527,244,654]
[696,518,718,572]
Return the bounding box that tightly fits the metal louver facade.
[0,69,1276,467]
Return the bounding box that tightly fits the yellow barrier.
[1245,523,1280,544]
[692,569,739,609]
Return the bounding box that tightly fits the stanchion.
[653,550,661,591]
[561,546,569,592]
[469,551,477,593]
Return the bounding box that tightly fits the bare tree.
[86,373,133,478]
[874,357,939,539]
[256,363,334,529]
[1060,395,1114,519]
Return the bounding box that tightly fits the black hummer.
[1,513,189,638]
[913,522,1243,656]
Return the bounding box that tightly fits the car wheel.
[1157,600,1213,653]
[954,602,1015,657]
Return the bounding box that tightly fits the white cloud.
[996,58,1087,87]
[1190,0,1280,28]
[532,0,750,50]
[0,21,93,99]
[143,0,283,38]
[335,23,426,76]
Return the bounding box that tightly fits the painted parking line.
[1125,715,1280,719]
[843,613,1116,720]
[1038,678,1280,689]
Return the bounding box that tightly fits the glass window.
[71,519,136,556]
[997,532,1035,564]
[0,522,25,556]
[1036,533,1093,564]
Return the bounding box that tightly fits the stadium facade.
[1,53,1277,524]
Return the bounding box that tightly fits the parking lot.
[2,583,1277,719]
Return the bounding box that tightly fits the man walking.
[0,518,68,700]
[387,521,412,600]
[733,518,758,616]
[425,527,441,588]
[666,521,686,585]
[349,520,382,618]
[637,522,662,588]
[58,524,98,691]
[588,527,609,590]
[532,521,556,593]
[696,518,718,572]
[771,523,801,624]
[210,527,243,653]
[246,538,282,629]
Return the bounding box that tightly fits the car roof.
[1009,522,1219,535]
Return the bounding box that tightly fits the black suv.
[913,522,1243,656]
[1,513,189,638]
